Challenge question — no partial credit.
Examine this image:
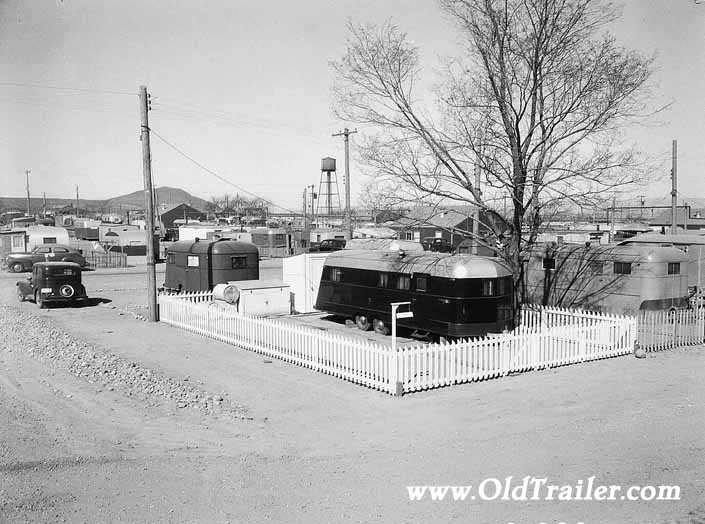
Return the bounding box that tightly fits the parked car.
[421,237,454,253]
[5,244,87,273]
[309,238,346,252]
[16,262,87,308]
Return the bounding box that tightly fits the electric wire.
[149,128,297,215]
[151,102,331,146]
[0,81,135,96]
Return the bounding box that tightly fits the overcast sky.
[1,0,703,212]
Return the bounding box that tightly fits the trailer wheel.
[373,318,389,336]
[355,314,372,331]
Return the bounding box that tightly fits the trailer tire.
[355,314,372,331]
[373,318,389,336]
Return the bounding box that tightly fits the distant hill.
[0,196,105,214]
[0,186,208,214]
[648,197,705,210]
[105,187,209,212]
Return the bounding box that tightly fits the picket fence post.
[389,347,403,396]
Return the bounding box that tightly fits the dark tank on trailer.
[163,238,259,292]
[315,248,514,339]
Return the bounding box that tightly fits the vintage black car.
[6,244,87,273]
[309,238,346,252]
[17,262,87,308]
[421,237,454,253]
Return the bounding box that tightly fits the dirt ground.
[1,260,704,524]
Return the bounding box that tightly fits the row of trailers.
[163,238,696,340]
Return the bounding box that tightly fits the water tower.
[315,157,342,222]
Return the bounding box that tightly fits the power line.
[0,95,135,120]
[149,128,297,215]
[0,81,135,96]
[151,102,329,145]
[153,106,329,146]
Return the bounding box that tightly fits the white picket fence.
[399,306,636,393]
[158,293,641,396]
[159,292,392,393]
[638,308,705,351]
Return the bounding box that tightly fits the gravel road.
[1,264,705,523]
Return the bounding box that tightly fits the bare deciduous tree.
[332,0,657,306]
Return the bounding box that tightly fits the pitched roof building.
[159,203,205,229]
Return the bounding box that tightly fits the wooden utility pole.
[472,141,483,255]
[75,185,80,216]
[610,196,616,242]
[42,192,46,217]
[25,169,31,215]
[671,139,678,234]
[139,85,158,322]
[332,128,357,240]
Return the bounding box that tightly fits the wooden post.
[139,85,158,322]
[671,140,678,234]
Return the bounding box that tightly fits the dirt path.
[1,269,704,523]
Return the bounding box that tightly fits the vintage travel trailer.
[163,238,259,292]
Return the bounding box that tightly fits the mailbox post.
[390,301,412,396]
[391,301,413,353]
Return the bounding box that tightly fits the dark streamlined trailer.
[164,238,259,292]
[315,249,514,339]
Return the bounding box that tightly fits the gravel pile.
[0,305,249,419]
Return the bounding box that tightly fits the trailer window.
[331,268,343,282]
[542,257,556,270]
[614,261,631,274]
[397,275,411,290]
[187,255,199,267]
[378,273,389,287]
[415,275,428,292]
[497,277,510,296]
[482,279,495,296]
[167,253,175,264]
[668,262,680,275]
[231,256,248,269]
[42,237,57,244]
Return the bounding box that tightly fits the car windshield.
[46,267,78,276]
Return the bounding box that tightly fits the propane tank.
[212,283,240,304]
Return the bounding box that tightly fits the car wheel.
[355,314,372,331]
[373,318,390,336]
[35,291,45,309]
[17,287,25,302]
[11,262,24,273]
